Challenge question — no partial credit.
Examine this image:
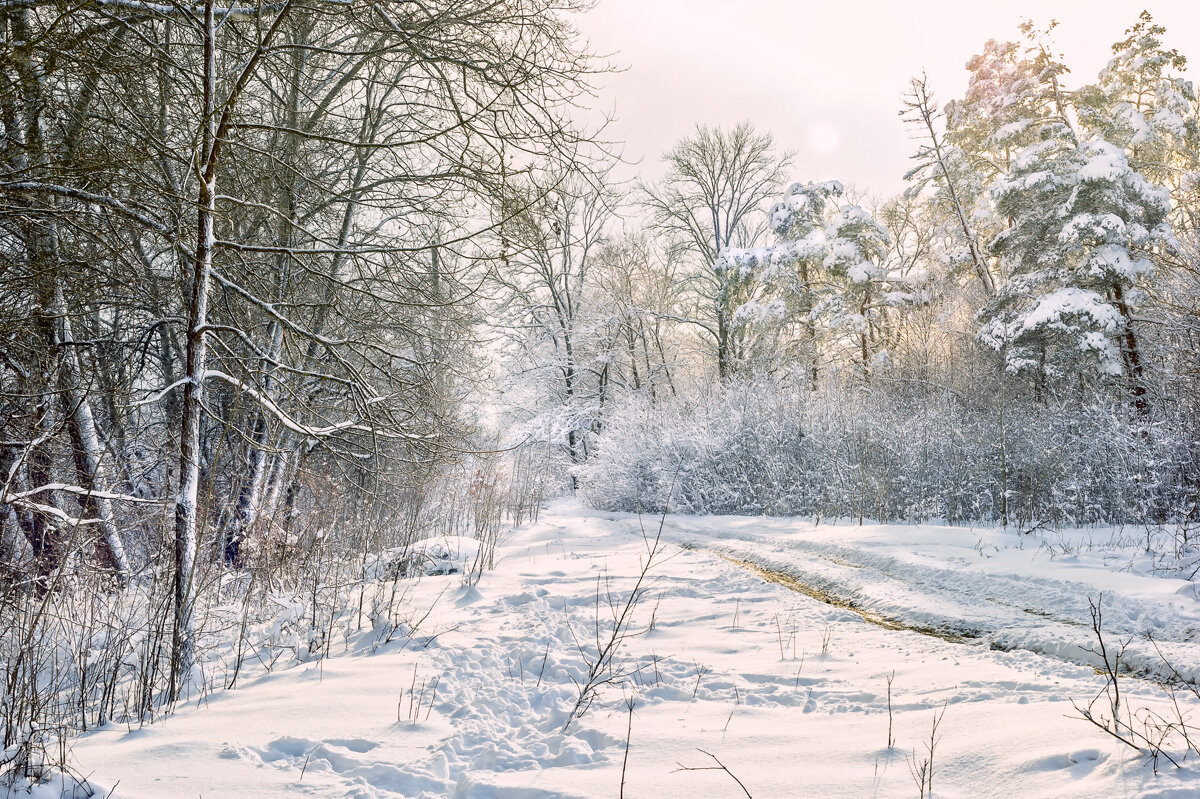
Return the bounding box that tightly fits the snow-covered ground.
[61,502,1200,798]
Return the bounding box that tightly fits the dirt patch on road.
[723,554,980,644]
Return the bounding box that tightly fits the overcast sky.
[576,1,1200,198]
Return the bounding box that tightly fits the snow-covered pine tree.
[1071,11,1200,418]
[946,37,1045,175]
[932,23,1075,302]
[980,123,1172,413]
[947,22,1072,172]
[1076,10,1198,189]
[722,180,839,385]
[820,201,898,382]
[720,181,899,384]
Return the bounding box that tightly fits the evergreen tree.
[980,127,1172,413]
[720,182,900,384]
[1076,10,1198,188]
[821,202,900,382]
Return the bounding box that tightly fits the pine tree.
[946,36,1048,174]
[820,202,895,382]
[917,23,1074,303]
[719,181,840,385]
[1076,10,1198,188]
[720,182,900,384]
[980,126,1172,413]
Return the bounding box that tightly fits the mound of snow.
[406,535,482,576]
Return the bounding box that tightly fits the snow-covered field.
[61,503,1200,798]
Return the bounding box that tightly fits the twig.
[620,698,636,799]
[673,748,752,798]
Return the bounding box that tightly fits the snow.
[408,535,484,576]
[1012,286,1126,375]
[1058,212,1128,244]
[1086,243,1154,281]
[1076,141,1171,213]
[54,502,1200,798]
[1153,108,1187,138]
[732,298,786,326]
[636,512,1200,681]
[846,260,875,283]
[997,286,1127,375]
[992,118,1034,144]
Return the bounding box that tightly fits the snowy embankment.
[60,502,1200,798]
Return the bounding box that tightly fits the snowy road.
[66,503,1200,798]
[626,513,1200,681]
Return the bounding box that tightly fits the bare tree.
[640,123,792,378]
[592,231,682,401]
[903,74,996,300]
[2,0,605,701]
[493,169,617,477]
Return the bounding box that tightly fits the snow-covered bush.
[576,377,1199,527]
[0,447,540,793]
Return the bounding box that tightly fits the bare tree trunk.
[637,321,656,402]
[652,320,677,398]
[716,303,730,380]
[225,416,270,566]
[908,76,996,298]
[798,260,818,391]
[262,446,292,523]
[55,280,131,581]
[860,297,871,383]
[3,8,62,583]
[625,324,641,391]
[171,0,218,700]
[20,398,62,584]
[713,212,733,380]
[3,6,131,582]
[225,316,284,566]
[0,502,33,582]
[172,0,295,694]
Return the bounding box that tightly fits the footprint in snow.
[1024,749,1105,774]
[324,738,380,754]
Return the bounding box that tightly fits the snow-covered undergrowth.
[0,530,495,795]
[576,383,1200,534]
[18,501,1200,798]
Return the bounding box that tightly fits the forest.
[2,1,1200,796]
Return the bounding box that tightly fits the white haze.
[578,0,1200,196]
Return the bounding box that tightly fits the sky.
[575,1,1200,198]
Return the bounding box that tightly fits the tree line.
[494,13,1200,527]
[1,0,599,702]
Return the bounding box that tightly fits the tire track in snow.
[648,519,1200,683]
[721,553,980,642]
